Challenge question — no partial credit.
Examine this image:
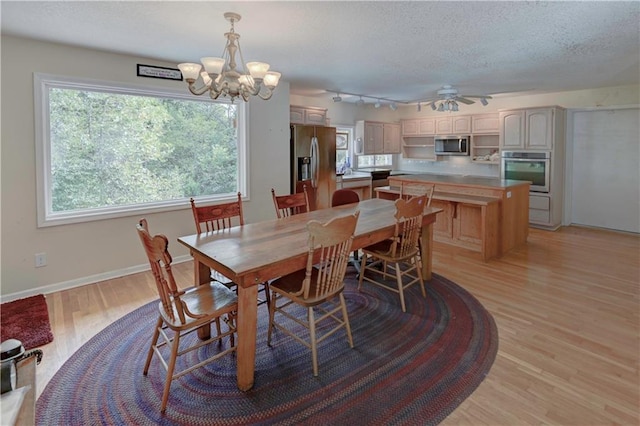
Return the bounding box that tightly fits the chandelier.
[178,12,281,103]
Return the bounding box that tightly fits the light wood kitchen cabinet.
[500,107,557,150]
[401,118,436,136]
[355,121,399,154]
[435,116,471,135]
[383,123,401,153]
[290,105,327,126]
[355,121,383,154]
[471,113,500,134]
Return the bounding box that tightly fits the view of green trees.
[49,88,238,212]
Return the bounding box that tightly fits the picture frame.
[336,132,349,150]
[136,64,183,81]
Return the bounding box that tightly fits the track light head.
[333,93,342,102]
[389,102,397,111]
[430,102,437,111]
[356,96,365,106]
[417,102,422,112]
[374,100,381,109]
[480,97,489,106]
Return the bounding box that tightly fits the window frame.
[34,73,249,228]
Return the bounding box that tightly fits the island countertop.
[388,173,530,189]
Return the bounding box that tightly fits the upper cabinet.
[471,113,500,134]
[500,107,560,150]
[355,121,401,155]
[355,121,383,154]
[401,118,436,136]
[435,116,472,135]
[290,105,328,126]
[383,123,401,154]
[403,114,494,137]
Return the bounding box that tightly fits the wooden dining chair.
[271,186,310,218]
[400,182,435,207]
[331,189,361,266]
[358,196,427,312]
[399,182,435,264]
[267,211,360,376]
[331,188,360,207]
[136,218,237,413]
[190,195,270,310]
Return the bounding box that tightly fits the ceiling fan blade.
[458,94,493,99]
[455,97,475,105]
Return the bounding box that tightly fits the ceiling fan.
[420,85,492,111]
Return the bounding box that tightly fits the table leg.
[420,222,434,281]
[236,283,258,391]
[194,258,212,340]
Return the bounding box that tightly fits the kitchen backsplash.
[396,157,499,177]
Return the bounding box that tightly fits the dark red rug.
[1,294,54,350]
[36,271,497,425]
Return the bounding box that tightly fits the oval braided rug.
[37,271,498,425]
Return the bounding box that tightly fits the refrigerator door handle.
[310,136,318,188]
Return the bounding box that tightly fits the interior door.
[569,108,639,233]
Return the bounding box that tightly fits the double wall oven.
[501,151,551,193]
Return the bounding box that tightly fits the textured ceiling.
[2,1,639,104]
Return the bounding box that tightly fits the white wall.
[2,34,638,299]
[1,36,290,299]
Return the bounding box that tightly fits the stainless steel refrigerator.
[290,125,336,211]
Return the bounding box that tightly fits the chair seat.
[362,239,419,263]
[270,269,341,307]
[160,281,237,329]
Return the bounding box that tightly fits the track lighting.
[480,97,488,106]
[417,102,422,112]
[326,90,406,108]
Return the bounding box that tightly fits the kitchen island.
[377,174,530,261]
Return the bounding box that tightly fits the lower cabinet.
[432,197,500,261]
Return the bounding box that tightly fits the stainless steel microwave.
[434,136,470,156]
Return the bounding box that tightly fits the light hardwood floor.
[36,226,639,424]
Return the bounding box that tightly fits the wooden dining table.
[178,198,441,391]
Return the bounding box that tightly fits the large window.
[35,74,247,227]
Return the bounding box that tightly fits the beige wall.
[1,36,290,299]
[2,34,638,300]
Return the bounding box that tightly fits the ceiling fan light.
[437,102,444,112]
[452,102,459,112]
[430,102,437,111]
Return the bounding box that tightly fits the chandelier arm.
[187,81,212,96]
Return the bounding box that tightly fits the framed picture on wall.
[336,132,349,150]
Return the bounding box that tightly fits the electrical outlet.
[35,253,47,268]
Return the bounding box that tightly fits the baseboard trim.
[0,255,192,303]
